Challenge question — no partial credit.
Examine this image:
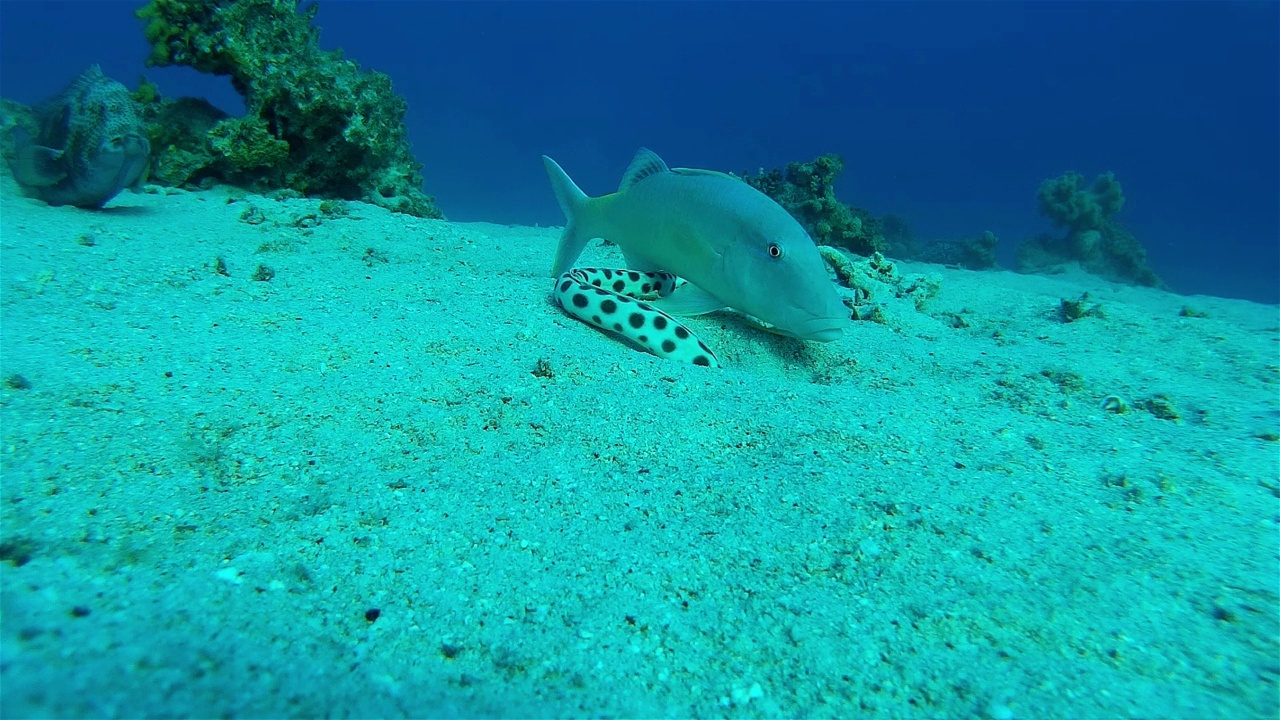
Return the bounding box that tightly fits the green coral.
[1037,171,1124,234]
[1018,171,1161,287]
[137,0,220,68]
[131,77,161,106]
[741,154,885,256]
[1059,293,1105,323]
[137,94,228,186]
[208,117,288,171]
[135,0,443,218]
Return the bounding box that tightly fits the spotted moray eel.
[553,268,719,367]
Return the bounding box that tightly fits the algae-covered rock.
[136,0,443,218]
[208,116,289,171]
[0,99,38,161]
[741,154,885,256]
[137,95,227,186]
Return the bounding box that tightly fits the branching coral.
[1037,171,1124,235]
[740,154,886,256]
[1018,171,1161,287]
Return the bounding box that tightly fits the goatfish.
[542,148,849,366]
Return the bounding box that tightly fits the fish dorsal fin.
[619,148,670,192]
[57,65,106,106]
[75,65,106,87]
[671,168,744,182]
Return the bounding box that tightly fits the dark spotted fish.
[8,65,150,209]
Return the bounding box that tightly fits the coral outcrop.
[135,0,442,218]
[1017,171,1160,287]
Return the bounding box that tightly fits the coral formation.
[136,95,229,186]
[1039,171,1125,235]
[740,154,885,256]
[1017,171,1160,287]
[135,0,442,218]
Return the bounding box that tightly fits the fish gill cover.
[134,0,443,218]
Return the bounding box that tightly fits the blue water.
[1,1,1276,303]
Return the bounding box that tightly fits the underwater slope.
[0,183,1276,718]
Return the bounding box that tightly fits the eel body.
[552,268,720,368]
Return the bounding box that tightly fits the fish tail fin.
[542,155,599,277]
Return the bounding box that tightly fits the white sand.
[1,181,1277,718]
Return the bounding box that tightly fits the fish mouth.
[747,313,848,342]
[790,316,848,342]
[103,133,150,157]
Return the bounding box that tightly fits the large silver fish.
[8,65,150,209]
[543,148,849,343]
[542,146,849,340]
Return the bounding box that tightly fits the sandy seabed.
[1,180,1276,719]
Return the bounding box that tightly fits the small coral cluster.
[1017,171,1160,287]
[740,154,886,256]
[819,246,942,322]
[134,0,442,218]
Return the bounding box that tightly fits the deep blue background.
[2,1,1277,303]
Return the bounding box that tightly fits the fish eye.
[767,243,783,259]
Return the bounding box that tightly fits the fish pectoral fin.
[654,283,727,317]
[11,144,67,188]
